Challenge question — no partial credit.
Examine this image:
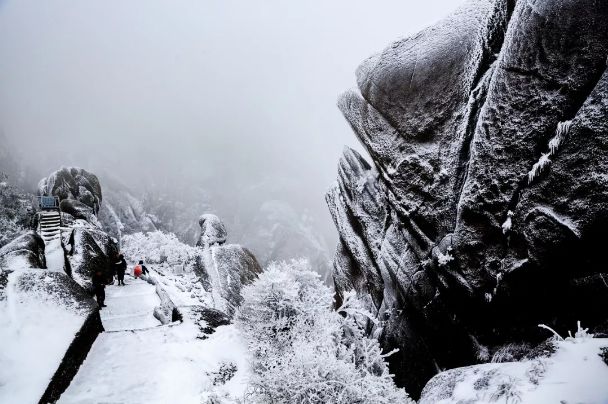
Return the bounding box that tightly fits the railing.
[36,195,60,210]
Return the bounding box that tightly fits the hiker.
[134,260,150,278]
[92,268,107,308]
[114,253,127,286]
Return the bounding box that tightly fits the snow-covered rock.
[0,231,46,270]
[65,224,119,287]
[328,0,608,397]
[198,244,262,316]
[420,335,608,404]
[0,268,101,404]
[122,223,262,318]
[197,214,228,247]
[38,167,102,216]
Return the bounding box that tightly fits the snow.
[0,269,89,404]
[44,237,65,272]
[501,210,513,234]
[100,278,161,332]
[421,335,608,404]
[60,269,250,404]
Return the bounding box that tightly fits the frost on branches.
[236,259,413,404]
[120,231,199,265]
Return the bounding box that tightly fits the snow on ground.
[60,268,250,404]
[44,237,65,272]
[0,269,89,404]
[60,321,249,404]
[100,277,161,331]
[421,335,608,404]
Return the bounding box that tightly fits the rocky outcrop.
[197,214,228,247]
[65,225,119,286]
[37,167,119,284]
[0,231,46,270]
[328,0,608,397]
[192,215,262,316]
[0,269,101,403]
[39,167,102,217]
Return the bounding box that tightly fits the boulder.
[328,0,608,397]
[197,214,228,247]
[60,199,99,225]
[198,245,262,316]
[0,269,101,403]
[38,167,102,215]
[0,231,46,270]
[65,225,119,286]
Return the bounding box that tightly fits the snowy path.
[59,272,250,403]
[100,279,161,332]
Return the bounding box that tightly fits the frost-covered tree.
[236,259,413,404]
[121,231,199,265]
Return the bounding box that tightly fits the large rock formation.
[39,167,102,221]
[197,213,228,247]
[194,214,262,315]
[0,231,46,270]
[37,167,119,284]
[327,0,608,397]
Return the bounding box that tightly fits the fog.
[0,0,463,248]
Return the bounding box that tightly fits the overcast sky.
[0,0,463,243]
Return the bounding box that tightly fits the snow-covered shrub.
[0,174,31,247]
[236,259,412,404]
[207,362,238,386]
[120,231,199,265]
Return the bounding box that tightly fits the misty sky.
[0,0,463,243]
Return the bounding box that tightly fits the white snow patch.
[0,270,87,404]
[60,321,249,404]
[501,210,513,234]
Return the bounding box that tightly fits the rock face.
[0,268,102,403]
[327,0,608,397]
[197,214,228,247]
[39,167,102,217]
[37,167,119,284]
[193,215,262,316]
[0,231,46,270]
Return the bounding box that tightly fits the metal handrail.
[35,195,60,210]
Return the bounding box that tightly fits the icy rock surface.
[0,231,46,270]
[328,0,608,396]
[197,213,228,247]
[0,269,99,403]
[38,167,102,216]
[65,224,119,287]
[419,336,608,404]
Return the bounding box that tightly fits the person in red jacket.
[134,260,150,278]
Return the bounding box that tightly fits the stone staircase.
[39,211,62,242]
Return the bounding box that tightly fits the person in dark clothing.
[139,260,150,276]
[92,269,107,308]
[114,253,127,286]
